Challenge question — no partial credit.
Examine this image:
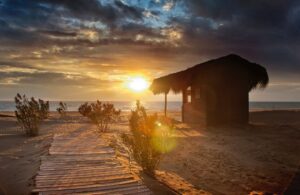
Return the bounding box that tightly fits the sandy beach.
[0,110,299,195]
[160,110,300,194]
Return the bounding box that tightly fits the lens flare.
[151,120,177,153]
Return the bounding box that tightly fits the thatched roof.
[150,54,269,94]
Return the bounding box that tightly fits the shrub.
[78,101,121,132]
[14,93,48,136]
[78,102,91,117]
[56,101,67,117]
[122,101,175,175]
[39,99,50,119]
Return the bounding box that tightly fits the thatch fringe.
[150,54,269,94]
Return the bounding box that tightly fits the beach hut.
[150,54,269,126]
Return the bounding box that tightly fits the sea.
[1,101,300,112]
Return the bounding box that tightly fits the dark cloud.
[0,70,119,87]
[38,30,77,37]
[110,22,163,41]
[0,0,146,46]
[0,19,8,27]
[186,0,297,27]
[0,61,36,69]
[34,0,144,24]
[183,0,300,44]
[37,0,118,23]
[165,0,300,74]
[114,0,143,19]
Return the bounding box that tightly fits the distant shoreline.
[1,101,300,112]
[1,109,300,118]
[0,113,14,117]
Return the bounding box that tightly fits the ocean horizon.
[1,101,300,112]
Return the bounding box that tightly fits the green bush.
[14,93,49,136]
[122,101,175,175]
[57,101,67,117]
[78,101,121,132]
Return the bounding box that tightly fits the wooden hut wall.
[204,83,249,125]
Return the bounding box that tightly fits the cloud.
[36,0,144,24]
[38,30,78,37]
[163,0,300,73]
[0,70,120,88]
[0,0,299,100]
[114,0,143,19]
[163,0,175,11]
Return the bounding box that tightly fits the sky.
[0,0,299,101]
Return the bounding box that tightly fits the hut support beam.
[182,88,187,122]
[164,92,167,117]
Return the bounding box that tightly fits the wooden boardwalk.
[33,129,151,194]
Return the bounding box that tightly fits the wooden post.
[182,88,187,122]
[164,92,167,117]
[182,88,188,103]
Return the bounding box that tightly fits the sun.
[127,76,149,92]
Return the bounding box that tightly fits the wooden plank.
[39,163,120,170]
[41,153,114,158]
[37,170,128,177]
[40,159,115,165]
[40,157,115,162]
[38,165,123,172]
[37,170,127,177]
[49,151,114,155]
[72,185,150,195]
[36,175,134,187]
[39,163,117,169]
[33,180,140,192]
[36,172,132,181]
[97,187,151,195]
[37,182,148,195]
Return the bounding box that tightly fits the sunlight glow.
[127,77,149,92]
[152,120,177,153]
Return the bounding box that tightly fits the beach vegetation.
[39,99,50,119]
[122,100,176,175]
[56,101,67,117]
[78,101,121,132]
[78,102,92,117]
[14,93,49,136]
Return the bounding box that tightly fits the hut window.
[186,86,192,103]
[188,95,191,103]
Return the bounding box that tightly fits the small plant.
[56,101,67,117]
[78,101,121,132]
[122,101,175,175]
[39,99,50,119]
[14,93,48,136]
[78,102,91,117]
